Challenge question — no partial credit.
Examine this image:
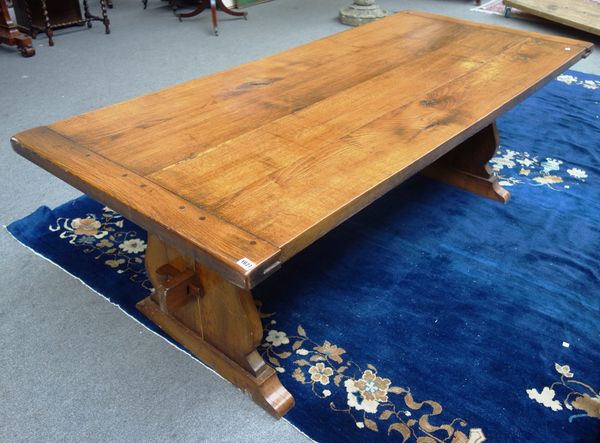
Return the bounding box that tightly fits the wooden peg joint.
[155,264,203,313]
[138,234,294,417]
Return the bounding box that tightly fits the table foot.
[138,234,294,417]
[0,18,36,57]
[422,122,510,204]
[19,43,35,57]
[16,33,35,56]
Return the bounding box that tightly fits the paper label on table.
[237,257,256,271]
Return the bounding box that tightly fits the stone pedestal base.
[339,0,391,26]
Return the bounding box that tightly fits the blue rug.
[7,70,600,443]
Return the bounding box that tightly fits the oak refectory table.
[12,11,592,417]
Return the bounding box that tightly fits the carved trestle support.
[137,233,294,417]
[422,121,510,203]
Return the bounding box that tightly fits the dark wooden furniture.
[177,0,247,36]
[0,0,34,56]
[11,12,592,417]
[142,0,177,14]
[12,0,110,46]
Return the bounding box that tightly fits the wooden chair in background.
[11,0,110,46]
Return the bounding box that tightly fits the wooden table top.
[504,0,600,37]
[12,11,592,289]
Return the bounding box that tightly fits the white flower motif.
[517,158,535,167]
[355,422,365,429]
[504,150,517,159]
[468,428,487,443]
[275,367,285,373]
[554,363,574,378]
[344,379,380,414]
[567,168,588,180]
[490,157,516,171]
[541,158,562,173]
[265,329,289,347]
[296,349,309,355]
[556,74,578,85]
[527,387,563,411]
[499,180,514,187]
[323,389,331,398]
[583,80,599,90]
[118,238,147,254]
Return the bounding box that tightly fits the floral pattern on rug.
[527,363,600,422]
[490,148,588,191]
[49,207,152,290]
[556,74,600,91]
[258,309,486,443]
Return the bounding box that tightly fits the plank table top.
[12,11,592,290]
[504,0,600,37]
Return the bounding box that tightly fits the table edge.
[11,128,282,289]
[403,10,594,50]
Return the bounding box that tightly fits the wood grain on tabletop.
[12,11,592,287]
[504,0,600,37]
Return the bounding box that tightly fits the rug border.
[2,224,316,442]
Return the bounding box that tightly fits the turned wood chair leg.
[422,122,510,203]
[39,0,53,46]
[137,234,294,417]
[23,0,35,33]
[99,0,110,34]
[83,0,92,27]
